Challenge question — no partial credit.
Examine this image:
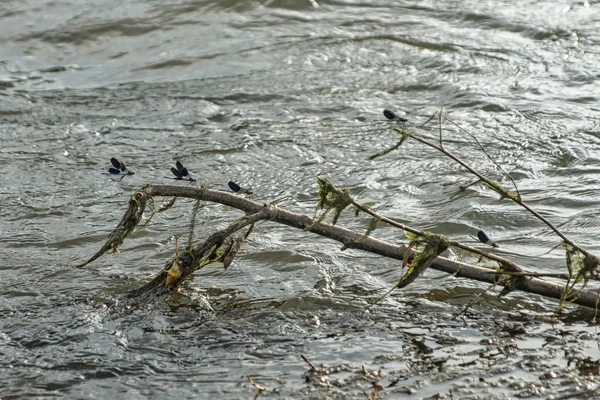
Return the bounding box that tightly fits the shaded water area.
[2,0,600,398]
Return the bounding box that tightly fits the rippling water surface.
[2,1,600,398]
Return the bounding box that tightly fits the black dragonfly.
[383,109,408,123]
[476,230,499,248]
[103,157,135,180]
[228,181,253,194]
[165,161,196,183]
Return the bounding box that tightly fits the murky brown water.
[2,1,600,398]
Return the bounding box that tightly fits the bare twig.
[403,129,594,259]
[480,271,570,279]
[301,354,317,371]
[437,113,521,200]
[554,387,599,400]
[247,376,266,394]
[438,105,444,149]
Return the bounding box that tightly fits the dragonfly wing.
[175,161,184,172]
[110,157,121,169]
[171,167,182,178]
[108,167,121,174]
[228,181,241,192]
[477,230,490,243]
[383,109,397,120]
[181,167,189,177]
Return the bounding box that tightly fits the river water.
[2,1,600,398]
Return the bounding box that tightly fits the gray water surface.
[2,1,600,398]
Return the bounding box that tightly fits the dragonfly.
[228,181,253,194]
[165,161,196,183]
[103,157,135,180]
[477,230,499,248]
[383,109,408,123]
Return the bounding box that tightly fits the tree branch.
[102,184,600,309]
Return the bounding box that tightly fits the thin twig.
[438,105,444,149]
[436,113,521,200]
[554,387,599,400]
[403,130,592,259]
[187,199,202,251]
[247,376,266,392]
[301,354,317,371]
